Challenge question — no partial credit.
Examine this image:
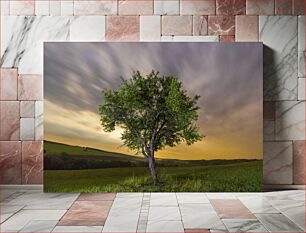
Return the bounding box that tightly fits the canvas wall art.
[44,42,263,192]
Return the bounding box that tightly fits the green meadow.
[44,141,263,192]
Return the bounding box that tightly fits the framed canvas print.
[44,42,263,192]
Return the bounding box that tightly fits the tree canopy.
[99,70,203,183]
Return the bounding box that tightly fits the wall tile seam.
[5,0,305,16]
[6,12,306,17]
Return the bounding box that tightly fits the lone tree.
[99,71,202,184]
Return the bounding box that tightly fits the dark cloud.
[45,42,261,114]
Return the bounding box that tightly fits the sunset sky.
[44,42,263,160]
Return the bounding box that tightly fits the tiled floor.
[0,189,304,232]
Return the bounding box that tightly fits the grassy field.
[44,141,262,192]
[44,161,262,192]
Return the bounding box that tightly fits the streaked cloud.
[44,42,262,160]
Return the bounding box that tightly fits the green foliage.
[44,161,263,192]
[99,70,203,157]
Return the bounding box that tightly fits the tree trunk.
[148,156,157,185]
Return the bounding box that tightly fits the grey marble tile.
[35,101,43,140]
[1,191,27,203]
[1,0,10,15]
[238,196,279,214]
[267,200,305,230]
[154,0,179,15]
[146,220,184,232]
[52,226,103,232]
[263,141,293,184]
[148,206,181,221]
[20,220,58,232]
[180,204,220,229]
[1,16,70,74]
[262,190,305,201]
[210,220,228,232]
[0,204,25,223]
[20,118,35,140]
[0,209,66,232]
[256,214,304,232]
[259,16,298,100]
[61,1,74,16]
[6,191,79,210]
[50,1,61,15]
[298,16,305,78]
[111,195,142,207]
[150,193,178,206]
[0,190,17,201]
[70,16,106,41]
[275,101,305,140]
[176,193,210,204]
[298,78,305,100]
[115,192,143,198]
[223,219,268,232]
[103,201,141,232]
[35,1,50,15]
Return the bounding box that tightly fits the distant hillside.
[44,140,140,159]
[44,141,261,170]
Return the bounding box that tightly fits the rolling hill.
[44,141,261,170]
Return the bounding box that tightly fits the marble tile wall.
[0,0,305,186]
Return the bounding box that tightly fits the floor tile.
[146,220,184,232]
[0,190,17,201]
[180,203,215,213]
[112,196,143,207]
[210,199,256,219]
[102,215,139,232]
[58,201,113,226]
[268,199,304,210]
[183,212,222,229]
[234,192,263,196]
[210,220,228,232]
[77,193,116,201]
[116,192,143,198]
[256,213,304,232]
[176,193,210,204]
[1,204,25,223]
[238,196,279,213]
[180,204,221,229]
[1,190,305,233]
[150,193,178,206]
[206,193,237,199]
[184,229,210,233]
[103,203,141,232]
[52,225,103,232]
[148,206,181,221]
[20,220,58,232]
[262,190,305,201]
[0,209,66,232]
[7,191,80,210]
[222,219,268,232]
[268,200,305,230]
[1,191,26,203]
